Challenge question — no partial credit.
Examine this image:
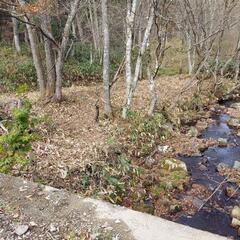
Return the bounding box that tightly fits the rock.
[231,206,240,220]
[201,157,209,165]
[216,163,229,172]
[199,164,208,171]
[158,145,172,153]
[44,186,58,193]
[188,127,199,137]
[218,138,228,147]
[231,218,240,228]
[144,156,156,168]
[29,221,37,227]
[58,164,69,179]
[160,158,187,172]
[101,222,109,228]
[59,168,68,179]
[230,103,240,110]
[115,219,121,224]
[14,225,29,236]
[169,204,182,214]
[49,223,57,232]
[192,198,204,209]
[228,118,240,128]
[233,161,240,170]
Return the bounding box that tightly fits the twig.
[198,177,228,211]
[227,185,240,201]
[0,122,8,133]
[110,56,126,89]
[46,231,56,240]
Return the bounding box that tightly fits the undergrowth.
[0,99,37,173]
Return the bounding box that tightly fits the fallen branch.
[198,177,228,211]
[110,56,125,89]
[227,185,240,201]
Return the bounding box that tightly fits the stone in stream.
[231,218,240,228]
[14,225,29,236]
[216,163,229,172]
[231,206,240,220]
[228,118,240,128]
[192,198,205,209]
[217,138,228,147]
[199,164,208,171]
[230,102,240,110]
[233,161,240,170]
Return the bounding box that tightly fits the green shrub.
[63,60,102,85]
[127,111,169,157]
[0,99,36,173]
[0,45,36,92]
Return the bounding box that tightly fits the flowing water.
[176,105,240,239]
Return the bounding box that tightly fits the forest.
[1,0,240,239]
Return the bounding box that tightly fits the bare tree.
[122,0,154,118]
[101,0,112,116]
[11,14,21,53]
[18,0,46,98]
[55,0,81,101]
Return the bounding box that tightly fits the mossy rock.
[159,158,187,172]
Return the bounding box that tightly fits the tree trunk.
[55,0,81,101]
[76,13,84,39]
[41,15,56,98]
[122,0,138,119]
[89,0,98,51]
[12,17,21,53]
[101,0,112,116]
[19,0,46,98]
[123,2,154,118]
[147,62,157,116]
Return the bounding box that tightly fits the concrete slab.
[0,174,230,240]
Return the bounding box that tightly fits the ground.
[0,75,236,227]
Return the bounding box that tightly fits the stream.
[176,103,240,239]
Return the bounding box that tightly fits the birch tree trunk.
[122,0,138,119]
[12,17,21,53]
[235,34,240,81]
[123,2,154,118]
[55,0,81,101]
[89,0,98,51]
[101,0,112,116]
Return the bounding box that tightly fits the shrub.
[0,99,36,173]
[127,111,169,157]
[0,45,36,92]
